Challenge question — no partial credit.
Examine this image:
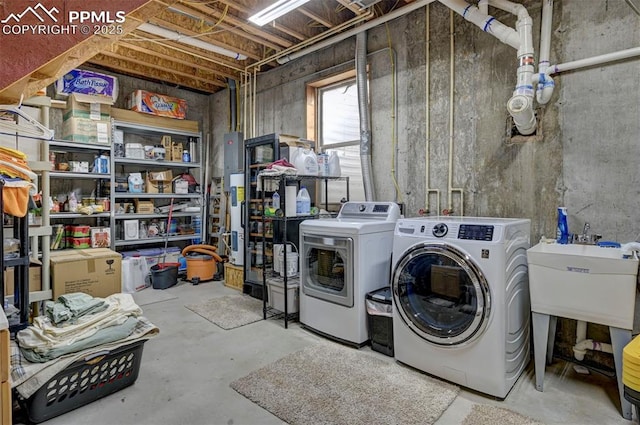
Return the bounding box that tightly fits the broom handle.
[163,197,174,264]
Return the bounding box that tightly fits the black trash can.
[366,286,394,357]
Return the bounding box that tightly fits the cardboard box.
[49,248,122,299]
[161,136,173,160]
[127,90,187,119]
[172,143,183,163]
[146,170,173,194]
[63,93,112,121]
[111,108,199,133]
[63,117,111,145]
[91,227,111,248]
[134,200,155,214]
[55,69,119,102]
[4,261,42,296]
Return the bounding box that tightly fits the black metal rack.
[0,178,31,333]
[258,174,349,328]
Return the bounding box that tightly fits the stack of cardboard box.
[62,93,113,145]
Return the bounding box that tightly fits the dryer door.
[301,233,354,307]
[392,243,491,346]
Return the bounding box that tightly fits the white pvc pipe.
[538,0,554,74]
[440,0,536,135]
[438,0,520,49]
[534,0,555,104]
[576,320,587,343]
[478,0,489,14]
[547,47,640,76]
[277,0,437,64]
[573,339,613,362]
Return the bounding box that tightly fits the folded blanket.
[11,316,159,399]
[45,292,107,325]
[17,293,143,359]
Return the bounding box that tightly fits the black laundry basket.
[19,340,146,424]
[366,287,394,357]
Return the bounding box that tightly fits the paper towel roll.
[285,185,297,217]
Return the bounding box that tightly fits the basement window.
[307,70,365,204]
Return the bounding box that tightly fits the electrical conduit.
[356,31,375,201]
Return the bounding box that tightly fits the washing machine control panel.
[458,224,494,241]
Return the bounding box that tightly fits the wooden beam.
[150,13,261,60]
[131,30,247,69]
[19,0,180,100]
[90,52,225,91]
[298,7,335,29]
[116,39,242,81]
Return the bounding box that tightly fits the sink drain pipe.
[573,320,613,361]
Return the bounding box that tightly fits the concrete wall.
[211,0,640,368]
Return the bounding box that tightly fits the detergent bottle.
[556,207,569,244]
[296,186,311,215]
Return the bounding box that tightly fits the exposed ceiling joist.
[1,0,423,100]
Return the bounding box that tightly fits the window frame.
[306,69,365,205]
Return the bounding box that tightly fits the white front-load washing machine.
[299,202,401,346]
[391,217,531,398]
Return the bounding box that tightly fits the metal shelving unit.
[258,175,349,329]
[110,118,203,254]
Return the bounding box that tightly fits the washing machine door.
[392,243,491,346]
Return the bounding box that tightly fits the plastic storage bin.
[267,280,299,313]
[19,340,146,424]
[365,287,394,356]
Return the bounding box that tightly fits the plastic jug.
[328,151,341,177]
[296,186,311,215]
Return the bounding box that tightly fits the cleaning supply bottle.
[272,190,280,210]
[296,186,311,215]
[68,192,78,213]
[556,207,569,244]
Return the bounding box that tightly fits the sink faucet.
[572,222,601,245]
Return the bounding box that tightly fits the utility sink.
[527,242,639,329]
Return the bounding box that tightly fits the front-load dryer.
[299,202,401,346]
[391,217,531,398]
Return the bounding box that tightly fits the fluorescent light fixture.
[138,23,248,60]
[248,0,311,26]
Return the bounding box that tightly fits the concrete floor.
[17,279,636,425]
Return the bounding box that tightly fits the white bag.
[328,151,341,177]
[291,147,318,175]
[122,257,149,293]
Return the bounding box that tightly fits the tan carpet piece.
[185,295,263,330]
[462,404,544,425]
[231,342,459,425]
